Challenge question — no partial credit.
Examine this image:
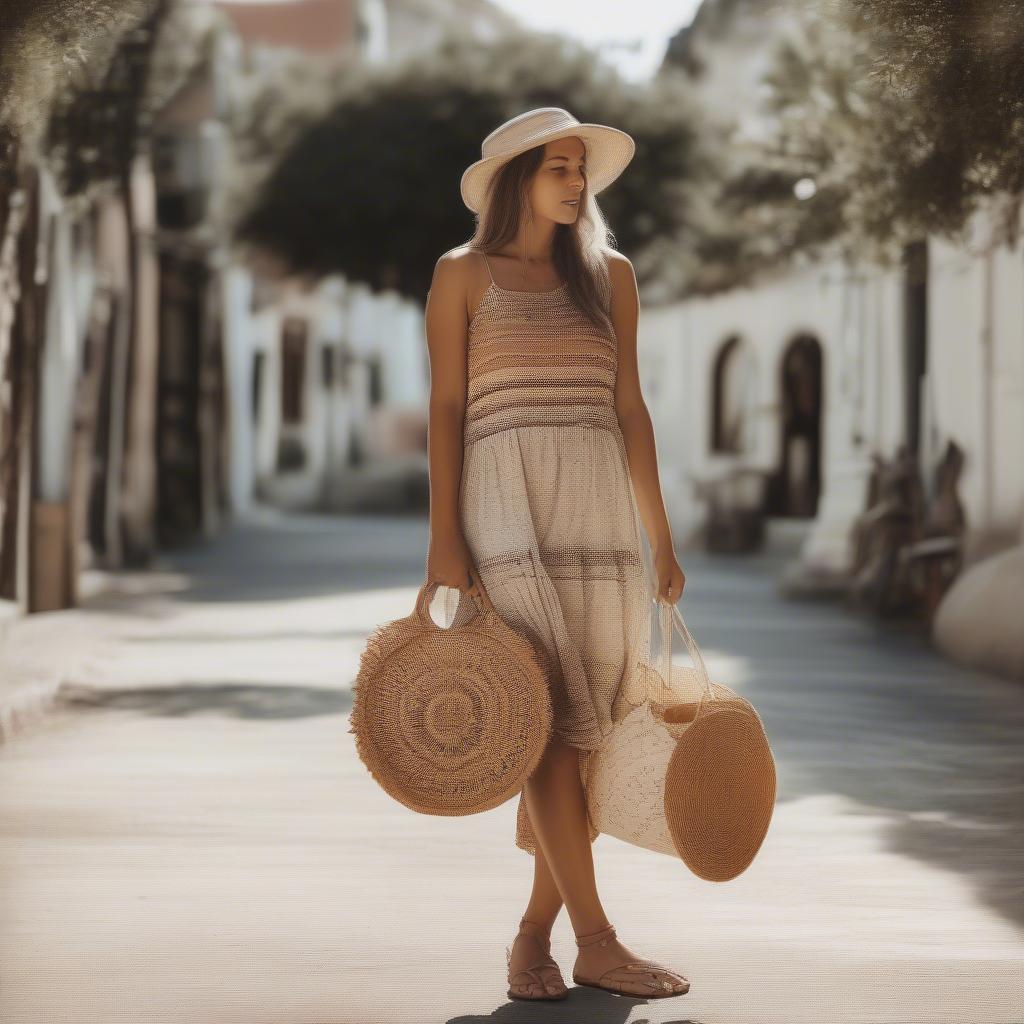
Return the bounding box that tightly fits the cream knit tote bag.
[583,596,777,881]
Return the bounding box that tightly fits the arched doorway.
[768,334,822,517]
[710,334,756,455]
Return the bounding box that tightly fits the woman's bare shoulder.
[432,245,480,283]
[602,249,636,306]
[429,246,484,324]
[604,247,634,278]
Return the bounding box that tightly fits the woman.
[424,107,690,1001]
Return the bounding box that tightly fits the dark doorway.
[156,253,205,546]
[280,316,308,425]
[767,335,823,517]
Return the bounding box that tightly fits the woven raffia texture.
[448,250,675,855]
[583,600,777,880]
[348,581,554,816]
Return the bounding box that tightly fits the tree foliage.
[847,0,1024,243]
[44,0,183,199]
[0,0,157,181]
[705,0,1024,283]
[221,45,346,234]
[234,28,711,305]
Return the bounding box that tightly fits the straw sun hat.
[460,106,636,213]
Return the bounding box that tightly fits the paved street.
[1,507,1021,1024]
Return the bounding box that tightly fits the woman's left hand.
[654,547,686,604]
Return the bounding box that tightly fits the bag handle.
[415,564,496,627]
[655,596,715,705]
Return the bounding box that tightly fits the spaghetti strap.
[480,250,496,285]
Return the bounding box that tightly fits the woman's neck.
[507,218,556,264]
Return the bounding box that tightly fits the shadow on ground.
[448,985,697,1023]
[58,682,351,719]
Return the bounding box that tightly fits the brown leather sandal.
[572,923,689,998]
[505,917,568,1001]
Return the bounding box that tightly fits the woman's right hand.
[426,530,477,593]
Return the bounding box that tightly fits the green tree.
[0,0,158,183]
[846,0,1024,244]
[234,28,711,304]
[702,0,1024,285]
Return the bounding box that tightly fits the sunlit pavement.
[1,505,1021,1024]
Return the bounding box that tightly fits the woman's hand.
[654,546,686,605]
[426,530,477,593]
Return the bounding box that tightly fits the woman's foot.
[506,917,568,1000]
[573,923,689,998]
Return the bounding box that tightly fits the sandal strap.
[518,917,551,939]
[508,918,557,976]
[599,961,688,986]
[509,963,567,996]
[575,922,616,947]
[516,918,553,953]
[508,952,565,987]
[510,958,560,977]
[615,961,668,974]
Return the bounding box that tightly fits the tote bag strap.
[417,564,497,628]
[655,595,715,703]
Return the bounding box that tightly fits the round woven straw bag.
[348,568,553,816]
[584,596,776,882]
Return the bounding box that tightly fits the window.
[281,317,307,424]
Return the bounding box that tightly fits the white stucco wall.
[221,263,255,513]
[639,253,906,563]
[641,202,1024,573]
[37,173,83,505]
[929,210,1024,546]
[243,275,428,507]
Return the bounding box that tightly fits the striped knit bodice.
[464,256,619,446]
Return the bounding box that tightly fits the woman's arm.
[423,253,477,590]
[609,252,686,601]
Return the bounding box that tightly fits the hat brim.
[460,123,635,214]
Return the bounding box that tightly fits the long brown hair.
[459,142,619,329]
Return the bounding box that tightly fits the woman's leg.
[521,735,610,935]
[505,735,601,998]
[505,840,565,995]
[520,734,689,996]
[522,837,563,930]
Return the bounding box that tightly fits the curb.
[0,675,64,745]
[0,605,100,746]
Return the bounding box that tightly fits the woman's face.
[529,136,587,225]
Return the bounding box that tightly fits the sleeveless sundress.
[451,250,658,855]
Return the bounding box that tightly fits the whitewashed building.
[210,0,514,513]
[644,0,1024,677]
[245,275,427,509]
[641,211,1024,560]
